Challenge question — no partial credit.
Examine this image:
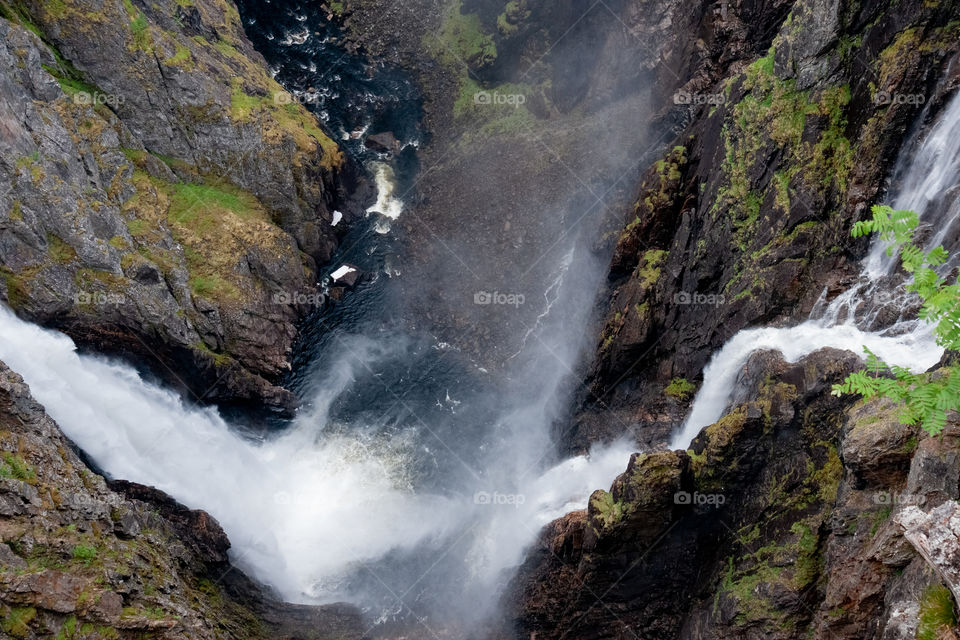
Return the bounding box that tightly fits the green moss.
[0,1,44,40]
[188,274,238,301]
[164,41,193,69]
[869,506,892,537]
[665,377,696,401]
[917,585,957,640]
[228,80,342,169]
[193,341,233,367]
[15,152,44,184]
[639,146,687,216]
[810,442,842,503]
[430,0,497,70]
[789,521,819,586]
[126,219,149,236]
[1,606,36,637]
[329,1,343,15]
[590,490,626,529]
[47,233,77,263]
[637,249,668,288]
[902,435,919,454]
[713,45,849,256]
[1,266,32,309]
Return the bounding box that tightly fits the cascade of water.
[671,91,960,449]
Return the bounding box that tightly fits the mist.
[0,0,667,633]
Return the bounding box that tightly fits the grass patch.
[164,41,193,69]
[169,182,262,227]
[188,274,238,300]
[428,0,497,70]
[229,81,343,169]
[918,585,957,640]
[0,452,36,483]
[122,0,152,51]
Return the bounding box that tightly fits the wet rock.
[508,349,861,639]
[364,131,401,153]
[86,590,124,623]
[108,480,230,564]
[843,399,919,489]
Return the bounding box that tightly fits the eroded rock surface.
[0,0,363,415]
[506,349,960,639]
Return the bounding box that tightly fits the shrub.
[832,205,960,435]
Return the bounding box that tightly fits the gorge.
[1,0,960,639]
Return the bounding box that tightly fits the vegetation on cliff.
[834,206,960,435]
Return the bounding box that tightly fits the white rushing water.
[0,305,633,612]
[671,91,960,449]
[366,162,405,234]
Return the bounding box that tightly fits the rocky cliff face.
[0,0,363,415]
[0,359,364,639]
[506,348,960,639]
[574,0,960,451]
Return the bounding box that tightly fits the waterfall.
[671,91,960,449]
[0,271,635,622]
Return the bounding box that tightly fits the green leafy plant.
[832,205,960,435]
[71,544,97,566]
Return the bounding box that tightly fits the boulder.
[364,131,400,153]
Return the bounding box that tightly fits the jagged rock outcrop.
[0,0,364,416]
[0,358,364,639]
[573,0,960,450]
[897,502,960,608]
[506,349,960,639]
